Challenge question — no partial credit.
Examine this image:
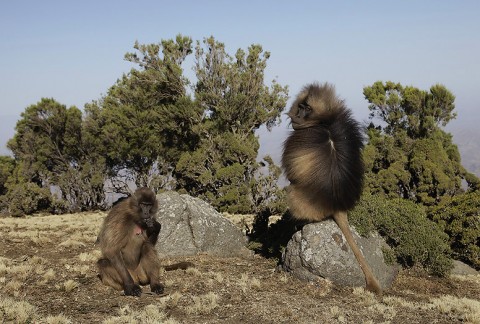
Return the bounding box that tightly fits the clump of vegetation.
[362,81,479,205]
[0,156,14,196]
[1,35,287,216]
[103,304,174,324]
[355,80,480,275]
[349,194,453,276]
[0,297,38,323]
[430,191,480,270]
[6,181,52,217]
[186,292,219,315]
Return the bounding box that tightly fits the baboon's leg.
[97,258,123,291]
[136,244,164,294]
[333,211,382,295]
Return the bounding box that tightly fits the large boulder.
[281,219,399,289]
[155,191,250,258]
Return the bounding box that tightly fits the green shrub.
[350,194,453,276]
[429,192,480,270]
[0,156,15,196]
[7,182,52,216]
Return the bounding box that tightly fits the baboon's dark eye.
[297,103,311,118]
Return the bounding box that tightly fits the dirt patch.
[0,213,479,323]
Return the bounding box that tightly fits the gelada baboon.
[282,83,382,294]
[97,187,165,296]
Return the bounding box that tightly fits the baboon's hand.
[151,283,165,294]
[144,218,154,228]
[124,284,142,297]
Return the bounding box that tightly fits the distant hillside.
[451,126,480,177]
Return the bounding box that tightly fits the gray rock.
[451,260,479,276]
[281,219,398,289]
[154,191,250,258]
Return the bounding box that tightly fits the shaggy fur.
[282,83,364,219]
[97,187,164,296]
[282,83,382,294]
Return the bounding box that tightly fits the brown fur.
[96,187,164,296]
[282,83,382,294]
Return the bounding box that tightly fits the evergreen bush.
[350,194,453,276]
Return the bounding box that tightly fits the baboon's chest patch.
[133,225,143,236]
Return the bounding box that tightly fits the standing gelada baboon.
[282,83,382,294]
[97,187,164,296]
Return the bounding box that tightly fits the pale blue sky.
[1,1,479,166]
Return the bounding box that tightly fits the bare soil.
[0,212,479,323]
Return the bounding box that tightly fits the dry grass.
[59,238,87,248]
[186,292,219,315]
[42,314,73,324]
[4,280,23,295]
[451,274,480,285]
[431,295,480,323]
[0,297,38,323]
[237,272,262,293]
[185,266,201,277]
[63,279,80,292]
[0,212,479,323]
[384,295,421,309]
[213,271,224,283]
[78,251,101,263]
[102,304,174,324]
[41,268,56,284]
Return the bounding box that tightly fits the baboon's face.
[288,94,326,130]
[287,84,339,130]
[133,187,158,221]
[288,101,313,130]
[139,202,154,220]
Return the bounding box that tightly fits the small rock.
[451,260,479,276]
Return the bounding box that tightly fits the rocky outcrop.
[281,219,399,289]
[154,191,250,258]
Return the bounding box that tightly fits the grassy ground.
[0,212,479,323]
